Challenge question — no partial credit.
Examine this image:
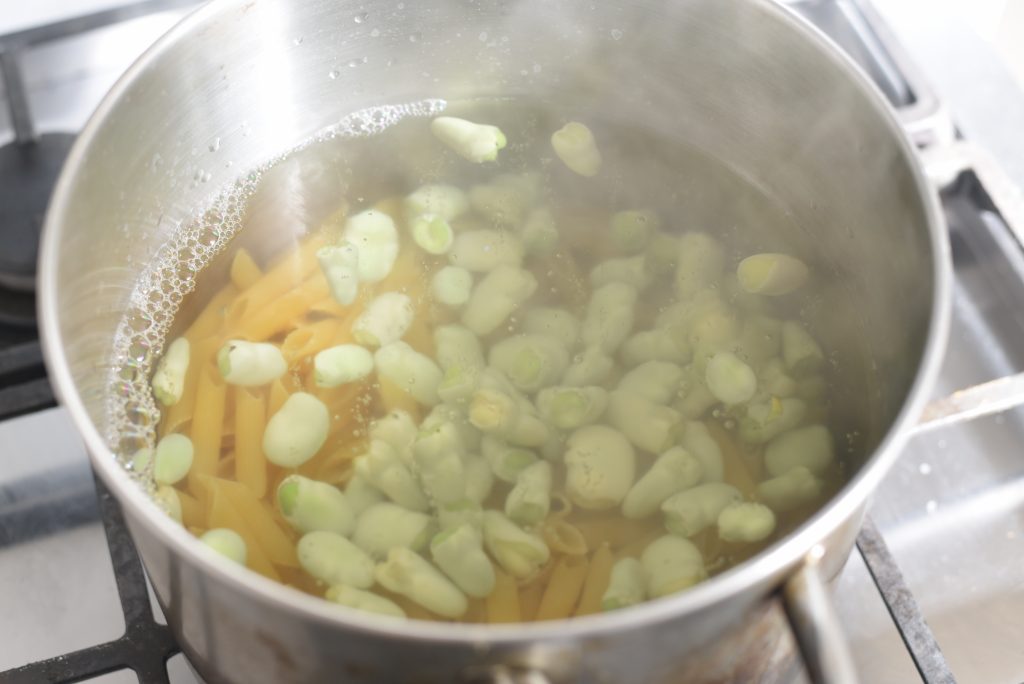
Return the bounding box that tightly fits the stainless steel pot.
[39,0,952,682]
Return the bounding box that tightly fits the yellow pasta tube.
[707,421,759,499]
[309,296,350,319]
[216,453,236,479]
[227,233,328,317]
[542,519,588,556]
[231,275,330,341]
[187,365,227,491]
[230,248,263,290]
[486,569,522,624]
[183,284,238,342]
[177,489,205,529]
[268,378,290,416]
[163,336,219,436]
[209,476,298,568]
[234,386,268,498]
[574,543,613,616]
[207,486,280,581]
[518,583,544,622]
[280,318,343,364]
[535,555,589,621]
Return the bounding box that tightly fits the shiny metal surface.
[863,166,1024,683]
[782,550,859,684]
[38,0,949,682]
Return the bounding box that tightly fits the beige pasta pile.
[139,114,841,623]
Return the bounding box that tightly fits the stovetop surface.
[3,1,1024,683]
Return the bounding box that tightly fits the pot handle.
[915,142,1024,433]
[780,547,860,684]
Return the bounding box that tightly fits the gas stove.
[2,1,1023,682]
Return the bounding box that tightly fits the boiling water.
[105,96,843,619]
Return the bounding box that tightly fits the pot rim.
[38,0,951,646]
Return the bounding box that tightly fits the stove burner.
[0,133,75,292]
[0,133,75,329]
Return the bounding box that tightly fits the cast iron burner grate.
[0,479,182,684]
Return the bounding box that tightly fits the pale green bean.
[641,535,706,598]
[430,116,507,163]
[737,253,809,296]
[764,425,834,477]
[325,585,405,618]
[314,344,374,388]
[550,121,602,177]
[661,482,742,537]
[153,433,193,485]
[374,342,443,406]
[488,334,569,393]
[505,461,552,525]
[536,385,608,430]
[342,209,399,283]
[317,242,360,305]
[200,528,247,565]
[564,424,636,510]
[152,337,189,406]
[756,466,824,512]
[262,392,329,467]
[482,510,550,579]
[461,266,538,336]
[277,474,354,535]
[431,266,473,307]
[353,293,414,348]
[354,440,430,511]
[602,557,646,611]
[298,531,375,587]
[218,340,287,386]
[430,523,496,598]
[622,447,702,519]
[353,502,435,559]
[717,502,776,543]
[375,547,468,617]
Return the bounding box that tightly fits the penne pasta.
[541,519,588,556]
[517,580,545,623]
[532,552,589,622]
[574,543,613,617]
[184,284,238,342]
[226,233,328,321]
[486,570,521,624]
[205,476,299,567]
[229,248,263,290]
[268,378,290,416]
[535,554,589,621]
[187,364,228,492]
[207,486,280,581]
[230,274,330,342]
[234,386,268,498]
[706,421,759,499]
[280,318,343,365]
[177,488,205,529]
